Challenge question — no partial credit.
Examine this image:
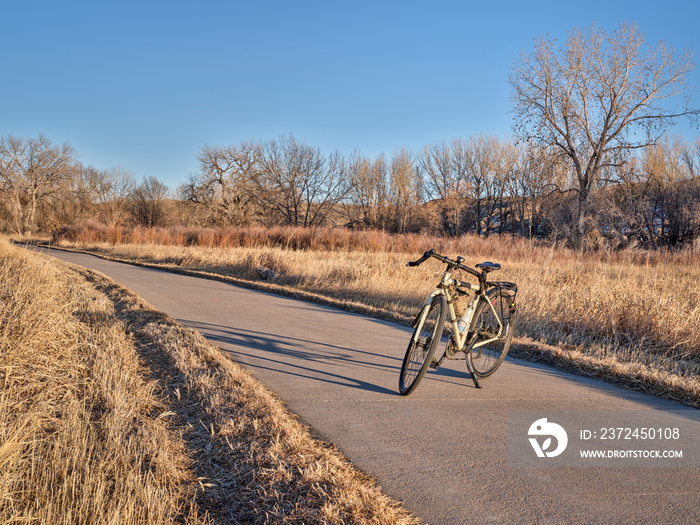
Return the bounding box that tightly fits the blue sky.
[1,0,699,188]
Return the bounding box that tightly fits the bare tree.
[252,135,349,227]
[681,137,700,177]
[648,137,700,245]
[23,164,135,231]
[347,153,388,229]
[510,22,698,242]
[0,135,77,234]
[496,139,520,234]
[505,142,567,238]
[597,136,700,248]
[130,176,169,227]
[388,148,423,233]
[96,166,136,225]
[182,142,259,225]
[34,163,97,230]
[421,136,518,236]
[458,134,507,236]
[52,165,135,227]
[421,140,469,236]
[68,164,102,220]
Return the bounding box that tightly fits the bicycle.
[399,249,517,395]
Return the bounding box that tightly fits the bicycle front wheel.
[399,295,446,395]
[468,288,516,378]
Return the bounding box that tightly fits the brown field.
[51,223,700,407]
[0,238,418,524]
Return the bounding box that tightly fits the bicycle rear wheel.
[399,295,446,395]
[468,288,516,378]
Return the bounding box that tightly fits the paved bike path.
[37,247,700,524]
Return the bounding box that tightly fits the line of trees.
[0,134,172,234]
[179,132,700,248]
[5,130,699,249]
[1,22,698,249]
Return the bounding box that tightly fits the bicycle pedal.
[429,358,439,369]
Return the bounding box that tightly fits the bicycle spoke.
[399,296,446,395]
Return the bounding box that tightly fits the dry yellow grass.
[1,238,419,524]
[51,230,700,407]
[0,239,202,524]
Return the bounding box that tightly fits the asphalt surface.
[32,246,700,524]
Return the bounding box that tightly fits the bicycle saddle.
[476,261,501,272]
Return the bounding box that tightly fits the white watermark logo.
[528,418,568,458]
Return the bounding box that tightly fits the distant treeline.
[2,133,699,249]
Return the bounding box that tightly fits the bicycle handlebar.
[406,249,481,278]
[406,249,435,267]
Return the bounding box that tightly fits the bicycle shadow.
[178,319,405,396]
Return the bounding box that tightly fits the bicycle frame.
[411,263,505,389]
[415,266,503,349]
